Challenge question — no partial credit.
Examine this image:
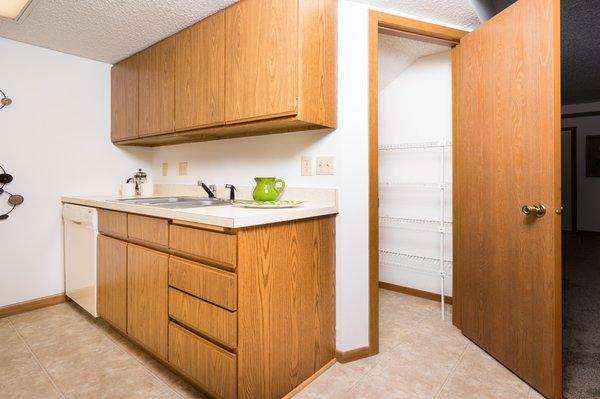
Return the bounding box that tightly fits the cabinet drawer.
[169,322,237,399]
[98,209,127,238]
[169,257,237,311]
[169,224,237,269]
[128,214,169,247]
[169,288,237,348]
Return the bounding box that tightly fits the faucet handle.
[197,180,216,198]
[225,184,236,201]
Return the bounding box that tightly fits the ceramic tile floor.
[297,289,544,399]
[0,290,544,399]
[0,302,206,399]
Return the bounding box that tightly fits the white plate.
[232,200,304,209]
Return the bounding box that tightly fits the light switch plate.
[179,162,188,176]
[301,156,312,176]
[162,163,168,177]
[316,156,334,175]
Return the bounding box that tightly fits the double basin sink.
[111,196,230,209]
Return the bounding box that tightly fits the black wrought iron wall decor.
[0,89,12,110]
[0,164,24,220]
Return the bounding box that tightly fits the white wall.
[0,37,152,307]
[562,102,600,232]
[378,47,453,295]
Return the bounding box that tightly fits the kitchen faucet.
[197,180,216,198]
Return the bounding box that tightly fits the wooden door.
[457,0,561,397]
[225,0,298,123]
[127,244,169,360]
[138,37,175,137]
[175,12,225,131]
[111,56,139,142]
[97,235,127,331]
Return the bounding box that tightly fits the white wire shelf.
[379,182,451,190]
[379,216,452,233]
[379,249,452,276]
[379,140,452,151]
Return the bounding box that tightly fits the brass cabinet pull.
[521,203,547,218]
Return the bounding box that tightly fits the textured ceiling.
[378,33,450,89]
[0,0,238,64]
[349,0,481,29]
[487,0,600,105]
[560,0,600,104]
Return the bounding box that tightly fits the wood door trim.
[562,127,578,233]
[379,282,453,304]
[368,9,467,357]
[0,293,68,318]
[335,346,371,363]
[372,11,467,44]
[451,46,461,329]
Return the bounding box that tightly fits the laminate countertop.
[61,195,338,229]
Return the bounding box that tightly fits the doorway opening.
[377,32,454,315]
[367,11,465,357]
[560,0,600,397]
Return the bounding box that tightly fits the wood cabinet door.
[175,12,225,130]
[457,0,561,397]
[97,235,127,331]
[225,0,298,123]
[111,56,139,142]
[138,37,175,137]
[127,244,169,359]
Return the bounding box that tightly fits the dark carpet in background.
[563,232,600,399]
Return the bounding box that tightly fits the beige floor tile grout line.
[433,342,469,399]
[88,318,186,399]
[345,311,434,394]
[8,318,67,399]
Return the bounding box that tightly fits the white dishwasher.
[63,204,98,317]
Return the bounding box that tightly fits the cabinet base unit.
[95,209,336,399]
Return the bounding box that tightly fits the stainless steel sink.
[110,196,230,209]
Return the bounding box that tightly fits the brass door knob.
[522,203,547,218]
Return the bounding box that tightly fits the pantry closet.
[377,32,453,318]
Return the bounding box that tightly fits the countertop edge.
[61,196,338,229]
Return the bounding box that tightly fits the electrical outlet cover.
[161,163,168,177]
[301,156,312,176]
[316,156,334,175]
[179,162,188,176]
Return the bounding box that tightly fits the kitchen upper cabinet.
[127,244,169,360]
[224,0,298,123]
[138,37,176,137]
[111,0,337,146]
[175,12,225,131]
[97,235,127,332]
[111,56,139,142]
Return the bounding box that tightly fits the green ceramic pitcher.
[253,177,286,201]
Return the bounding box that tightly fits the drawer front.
[128,214,169,247]
[169,288,237,348]
[169,322,237,399]
[169,257,237,311]
[169,224,237,269]
[98,209,127,238]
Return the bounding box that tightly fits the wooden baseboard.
[336,346,372,363]
[0,293,68,318]
[379,281,453,305]
[282,358,336,398]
